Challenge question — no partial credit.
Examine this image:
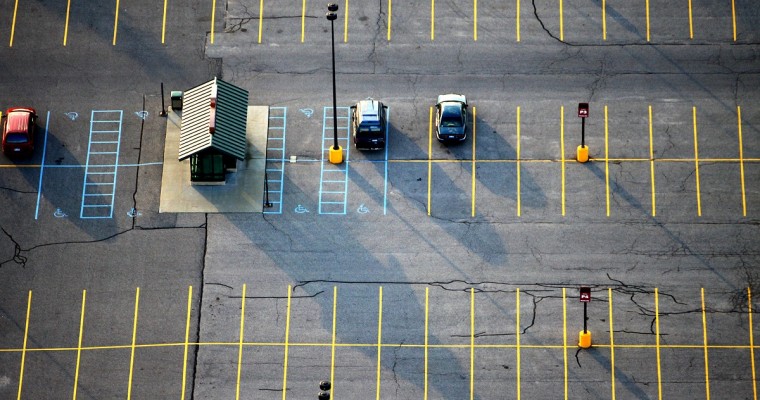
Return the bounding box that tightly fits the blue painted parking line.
[80,110,123,219]
[383,107,390,215]
[34,111,51,220]
[265,107,287,214]
[319,106,350,214]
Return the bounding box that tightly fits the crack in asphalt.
[0,186,37,194]
[532,0,566,45]
[0,224,207,270]
[225,4,255,33]
[189,213,209,400]
[0,227,27,268]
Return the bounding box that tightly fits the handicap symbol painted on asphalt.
[299,108,314,118]
[295,204,309,213]
[135,111,149,120]
[357,204,370,214]
[63,112,79,121]
[53,208,68,218]
[127,208,142,218]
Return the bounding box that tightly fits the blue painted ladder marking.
[80,110,123,219]
[318,106,350,215]
[264,107,287,214]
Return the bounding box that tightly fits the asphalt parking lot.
[1,0,760,398]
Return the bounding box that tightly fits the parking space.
[249,102,759,221]
[0,107,161,223]
[2,0,758,49]
[2,102,756,224]
[4,283,759,398]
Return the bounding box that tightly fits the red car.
[2,107,37,157]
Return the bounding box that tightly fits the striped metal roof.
[178,78,249,161]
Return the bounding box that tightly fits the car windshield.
[440,105,463,127]
[5,133,29,143]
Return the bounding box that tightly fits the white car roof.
[357,99,381,123]
[437,94,467,105]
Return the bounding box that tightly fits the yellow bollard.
[578,330,592,348]
[576,145,589,163]
[329,145,343,164]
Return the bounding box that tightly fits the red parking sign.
[578,103,589,118]
[580,287,591,302]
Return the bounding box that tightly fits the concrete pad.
[159,106,269,213]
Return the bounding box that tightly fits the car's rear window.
[359,123,384,138]
[5,133,29,143]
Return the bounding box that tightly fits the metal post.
[329,7,338,151]
[583,302,588,333]
[581,117,585,148]
[263,172,273,208]
[160,82,167,117]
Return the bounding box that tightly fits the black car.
[435,94,468,142]
[351,99,388,150]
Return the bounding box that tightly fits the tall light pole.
[326,3,343,164]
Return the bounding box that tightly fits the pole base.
[578,330,592,348]
[576,145,589,163]
[329,146,343,164]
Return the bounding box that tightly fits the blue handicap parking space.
[80,110,123,219]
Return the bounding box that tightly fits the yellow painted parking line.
[516,106,521,217]
[470,287,475,400]
[235,284,246,400]
[301,0,306,42]
[344,0,348,42]
[424,287,429,400]
[602,0,606,40]
[516,288,521,400]
[649,105,656,217]
[9,0,19,47]
[376,286,384,400]
[282,285,292,400]
[162,0,168,43]
[688,0,693,39]
[210,0,217,44]
[701,288,711,400]
[471,106,477,217]
[749,287,757,400]
[560,106,566,216]
[473,0,478,41]
[562,288,568,400]
[181,286,193,400]
[63,0,72,46]
[330,286,337,398]
[72,290,86,400]
[605,105,610,217]
[731,0,737,41]
[430,0,435,41]
[738,106,746,216]
[427,107,433,216]
[16,291,31,400]
[608,288,616,400]
[645,0,650,41]
[515,0,520,42]
[693,106,702,216]
[127,287,140,400]
[559,0,563,41]
[387,0,392,40]
[655,288,662,400]
[258,0,264,43]
[112,0,120,45]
